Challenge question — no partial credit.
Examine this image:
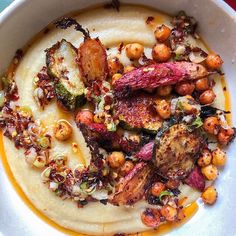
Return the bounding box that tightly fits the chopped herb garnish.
[192,116,203,128]
[159,190,172,200]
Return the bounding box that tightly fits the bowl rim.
[0,0,236,26]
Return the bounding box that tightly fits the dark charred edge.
[154,117,179,147]
[200,106,231,119]
[78,123,104,164]
[104,0,120,12]
[118,42,124,53]
[14,49,24,60]
[54,17,90,39]
[45,41,61,76]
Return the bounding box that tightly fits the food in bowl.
[0,3,234,235]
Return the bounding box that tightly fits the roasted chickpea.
[141,208,161,227]
[201,164,218,181]
[111,73,122,86]
[76,110,94,125]
[107,151,125,168]
[199,89,216,105]
[212,147,227,166]
[217,127,235,145]
[206,53,223,70]
[201,186,217,205]
[54,119,72,141]
[124,65,135,73]
[157,85,173,97]
[151,182,166,197]
[120,160,134,175]
[108,57,124,76]
[195,78,209,91]
[125,43,144,60]
[203,116,220,135]
[160,205,177,221]
[154,24,171,42]
[152,44,172,62]
[175,82,195,96]
[156,99,171,119]
[197,149,212,167]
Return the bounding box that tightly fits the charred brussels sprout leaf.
[46,39,85,111]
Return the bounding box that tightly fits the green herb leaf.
[174,54,182,61]
[98,97,105,111]
[80,182,88,190]
[192,116,203,128]
[159,190,172,200]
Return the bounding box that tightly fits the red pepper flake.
[118,42,124,54]
[146,16,154,25]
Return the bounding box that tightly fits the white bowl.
[0,0,236,235]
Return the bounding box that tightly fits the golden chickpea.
[201,186,217,205]
[108,151,125,168]
[157,85,173,97]
[206,53,223,70]
[152,44,172,62]
[201,164,218,181]
[156,99,171,119]
[212,147,227,166]
[175,82,195,96]
[160,205,177,221]
[199,89,216,105]
[120,160,134,175]
[125,43,144,60]
[141,208,161,227]
[217,127,235,146]
[154,24,171,42]
[108,57,124,76]
[76,110,94,125]
[124,65,135,73]
[151,182,166,197]
[195,78,209,91]
[203,116,220,135]
[111,73,122,86]
[197,149,212,167]
[54,119,72,141]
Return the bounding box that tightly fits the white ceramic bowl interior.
[0,0,236,235]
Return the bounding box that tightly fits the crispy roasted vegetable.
[113,93,162,133]
[109,162,152,206]
[154,124,203,179]
[78,38,108,85]
[135,141,154,161]
[113,62,208,96]
[184,166,205,192]
[46,39,85,110]
[78,122,139,154]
